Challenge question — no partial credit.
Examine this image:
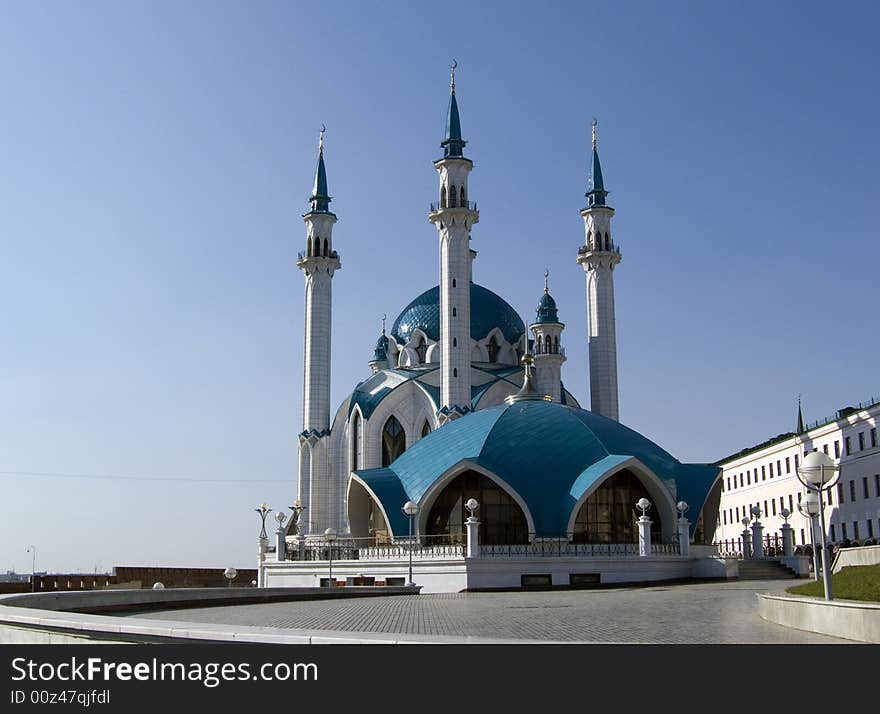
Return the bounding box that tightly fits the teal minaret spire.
[441,60,467,159]
[797,395,805,434]
[586,119,609,208]
[308,125,333,214]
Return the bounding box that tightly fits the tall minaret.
[296,127,341,532]
[530,271,566,403]
[428,62,479,422]
[576,120,621,421]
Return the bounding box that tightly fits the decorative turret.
[529,271,566,403]
[369,316,391,374]
[428,61,479,422]
[505,354,552,404]
[576,120,621,421]
[296,126,342,534]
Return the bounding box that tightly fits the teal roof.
[390,283,524,345]
[441,90,466,158]
[308,145,332,214]
[355,400,719,537]
[534,291,559,324]
[585,147,609,209]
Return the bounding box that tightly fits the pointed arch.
[487,334,500,363]
[323,238,329,256]
[421,420,431,438]
[460,186,466,207]
[381,415,406,467]
[307,237,313,256]
[449,184,457,207]
[440,185,447,209]
[544,334,551,354]
[349,409,361,472]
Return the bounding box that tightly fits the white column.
[677,517,691,557]
[257,538,267,588]
[751,521,764,558]
[275,527,286,562]
[466,516,480,558]
[741,528,752,559]
[638,516,652,557]
[780,523,794,556]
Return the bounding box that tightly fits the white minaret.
[529,271,566,403]
[296,128,341,533]
[576,120,621,421]
[428,62,478,422]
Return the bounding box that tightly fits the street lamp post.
[255,503,272,540]
[796,451,839,600]
[797,492,821,581]
[324,528,337,587]
[26,546,36,592]
[402,501,420,587]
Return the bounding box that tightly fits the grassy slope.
[786,564,880,602]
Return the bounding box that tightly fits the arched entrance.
[426,470,529,544]
[571,469,663,543]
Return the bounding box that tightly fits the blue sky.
[1,1,878,573]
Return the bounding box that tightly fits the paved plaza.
[130,580,851,643]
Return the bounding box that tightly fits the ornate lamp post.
[797,490,822,582]
[636,498,652,556]
[255,503,272,540]
[796,451,839,600]
[402,501,420,587]
[324,528,337,587]
[223,567,237,588]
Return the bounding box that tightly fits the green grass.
[786,564,880,602]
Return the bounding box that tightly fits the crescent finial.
[319,124,325,152]
[544,269,550,293]
[450,59,457,93]
[591,118,598,150]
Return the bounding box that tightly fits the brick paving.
[130,580,850,643]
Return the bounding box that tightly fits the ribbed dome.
[355,400,719,538]
[390,283,524,345]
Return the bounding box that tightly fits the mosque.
[260,67,724,591]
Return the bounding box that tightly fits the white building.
[713,398,880,551]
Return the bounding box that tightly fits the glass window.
[875,474,880,498]
[788,494,793,513]
[723,511,727,525]
[427,470,528,545]
[834,440,840,458]
[837,482,844,504]
[868,519,875,538]
[850,480,856,501]
[853,521,860,540]
[863,477,869,500]
[571,469,661,544]
[830,524,836,541]
[823,444,829,455]
[800,529,805,545]
[842,523,848,540]
[747,471,751,485]
[845,436,851,455]
[763,500,768,516]
[350,412,360,471]
[859,432,865,451]
[735,507,740,522]
[771,500,776,516]
[786,457,791,474]
[381,415,406,467]
[762,466,766,481]
[769,462,774,478]
[828,488,833,505]
[726,477,731,491]
[779,496,784,512]
[777,459,781,476]
[871,428,877,448]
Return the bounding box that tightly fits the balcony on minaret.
[429,199,478,212]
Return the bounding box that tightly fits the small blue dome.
[372,333,388,362]
[390,283,524,345]
[355,400,719,538]
[534,291,559,324]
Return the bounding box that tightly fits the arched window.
[605,232,610,251]
[453,368,458,377]
[381,416,406,467]
[587,231,592,250]
[452,278,456,288]
[449,184,457,208]
[487,336,500,363]
[421,421,431,438]
[460,186,466,207]
[307,237,313,256]
[323,238,329,256]
[452,307,457,317]
[453,338,457,347]
[553,336,559,354]
[440,185,447,209]
[350,412,360,471]
[414,337,427,364]
[571,469,662,544]
[544,335,551,354]
[426,470,529,545]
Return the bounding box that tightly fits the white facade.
[713,400,880,550]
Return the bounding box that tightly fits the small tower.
[529,271,566,403]
[428,62,479,422]
[576,120,622,421]
[369,316,390,374]
[296,127,342,533]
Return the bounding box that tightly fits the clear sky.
[1,1,878,574]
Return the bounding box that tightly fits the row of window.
[439,184,467,209]
[830,520,877,542]
[306,236,330,257]
[723,455,799,492]
[722,426,877,494]
[587,230,612,252]
[722,475,880,528]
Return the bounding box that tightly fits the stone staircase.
[737,558,798,580]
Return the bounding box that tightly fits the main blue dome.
[390,283,524,345]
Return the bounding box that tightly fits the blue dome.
[390,283,524,345]
[534,291,559,324]
[372,333,388,362]
[355,400,719,538]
